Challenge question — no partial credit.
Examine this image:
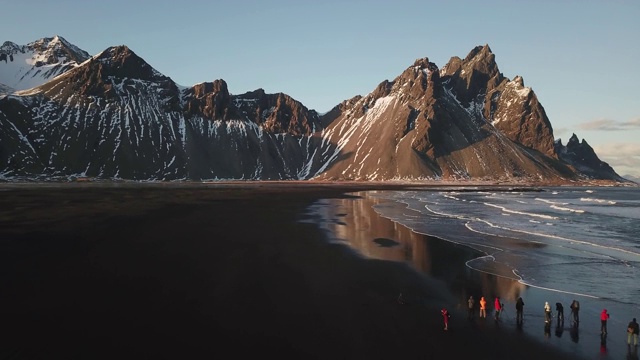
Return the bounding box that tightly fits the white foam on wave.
[443,194,461,201]
[464,255,520,281]
[581,197,616,205]
[483,202,558,220]
[516,280,600,299]
[535,198,568,206]
[550,204,585,213]
[424,204,466,219]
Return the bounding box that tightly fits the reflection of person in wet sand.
[555,322,564,338]
[570,325,579,343]
[600,333,607,354]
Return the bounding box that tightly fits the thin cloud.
[553,127,570,137]
[593,143,640,176]
[578,118,640,131]
[593,143,640,157]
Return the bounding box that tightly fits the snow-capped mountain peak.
[0,35,90,91]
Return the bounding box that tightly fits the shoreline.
[314,189,637,359]
[0,183,634,359]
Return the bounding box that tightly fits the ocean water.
[367,186,640,306]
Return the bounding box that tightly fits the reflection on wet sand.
[324,192,526,304]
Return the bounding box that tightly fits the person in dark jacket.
[515,297,525,324]
[555,302,564,324]
[628,318,639,346]
[467,296,475,320]
[570,299,580,325]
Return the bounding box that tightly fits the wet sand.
[0,182,633,359]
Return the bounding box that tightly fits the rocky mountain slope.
[0,37,627,183]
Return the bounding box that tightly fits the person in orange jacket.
[479,296,487,318]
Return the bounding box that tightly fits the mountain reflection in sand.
[314,192,526,304]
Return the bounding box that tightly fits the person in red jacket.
[600,309,610,334]
[441,308,451,330]
[494,297,502,321]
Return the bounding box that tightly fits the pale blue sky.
[2,0,639,177]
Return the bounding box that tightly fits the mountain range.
[0,35,629,184]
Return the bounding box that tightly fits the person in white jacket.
[544,302,552,323]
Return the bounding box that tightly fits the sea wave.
[483,202,558,220]
[549,204,585,213]
[580,197,616,205]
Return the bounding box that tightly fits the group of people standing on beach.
[458,296,640,348]
[465,295,500,321]
[465,295,505,322]
[465,297,582,328]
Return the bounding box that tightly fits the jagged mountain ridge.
[1,45,324,180]
[314,50,572,181]
[0,35,90,92]
[0,36,625,182]
[554,134,625,181]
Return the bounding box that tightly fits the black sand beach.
[0,182,633,359]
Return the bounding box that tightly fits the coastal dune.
[0,183,605,359]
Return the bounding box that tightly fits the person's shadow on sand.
[544,323,551,338]
[628,345,639,360]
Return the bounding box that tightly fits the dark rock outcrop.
[555,134,624,181]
